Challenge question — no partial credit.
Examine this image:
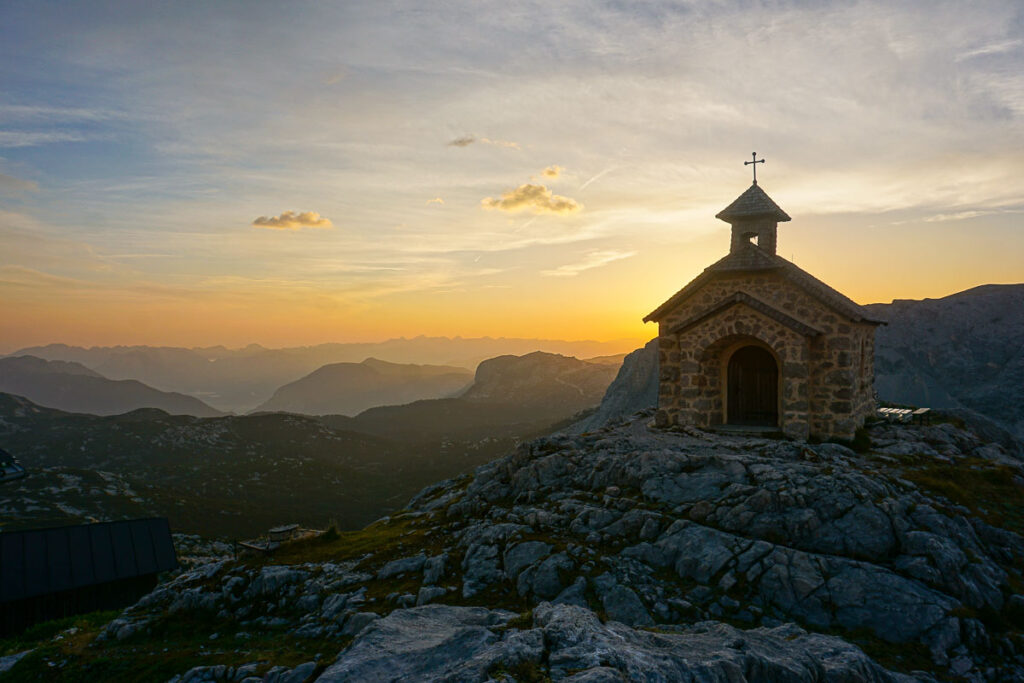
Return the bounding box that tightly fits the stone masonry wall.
[655,270,878,441]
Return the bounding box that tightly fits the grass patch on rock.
[901,459,1024,533]
[4,608,340,682]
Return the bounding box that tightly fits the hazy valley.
[9,337,635,413]
[0,352,618,537]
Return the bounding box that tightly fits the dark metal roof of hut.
[715,183,791,223]
[0,518,177,603]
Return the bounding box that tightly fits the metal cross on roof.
[744,152,765,185]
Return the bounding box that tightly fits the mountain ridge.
[0,356,224,418]
[253,358,473,417]
[9,336,641,412]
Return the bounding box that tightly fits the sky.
[1,0,1023,352]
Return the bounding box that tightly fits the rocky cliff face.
[462,351,619,417]
[866,284,1024,441]
[562,339,659,435]
[21,414,1023,680]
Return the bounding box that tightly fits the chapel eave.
[643,244,885,325]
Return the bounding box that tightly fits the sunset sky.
[1,1,1023,352]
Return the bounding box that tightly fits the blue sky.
[1,0,1023,349]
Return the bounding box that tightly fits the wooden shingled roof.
[715,183,791,223]
[0,518,178,603]
[644,241,885,325]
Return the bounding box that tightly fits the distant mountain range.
[0,356,223,417]
[8,336,640,412]
[254,358,473,416]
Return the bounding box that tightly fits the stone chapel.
[644,166,883,442]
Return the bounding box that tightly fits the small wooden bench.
[236,540,280,555]
[268,524,300,543]
[878,407,913,423]
[235,524,321,558]
[877,407,931,425]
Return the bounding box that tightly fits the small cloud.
[0,172,38,193]
[324,67,348,85]
[426,197,445,205]
[481,183,582,215]
[922,208,1021,222]
[447,134,520,150]
[542,250,636,277]
[481,137,519,149]
[252,210,333,230]
[541,165,563,179]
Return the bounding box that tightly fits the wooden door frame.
[720,338,782,427]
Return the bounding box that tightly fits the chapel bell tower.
[715,153,791,256]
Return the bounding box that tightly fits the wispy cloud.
[447,134,519,149]
[0,105,125,122]
[426,197,444,205]
[542,250,636,277]
[956,39,1022,62]
[0,173,38,193]
[578,167,614,191]
[252,211,333,230]
[0,131,90,147]
[324,69,348,85]
[922,208,1023,222]
[481,183,582,215]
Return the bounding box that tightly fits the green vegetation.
[843,630,936,678]
[259,515,430,567]
[901,459,1024,534]
[489,659,551,682]
[0,610,119,659]
[3,610,338,682]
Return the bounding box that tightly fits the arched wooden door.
[727,346,778,426]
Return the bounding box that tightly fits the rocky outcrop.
[462,351,619,417]
[563,339,658,434]
[439,418,1022,669]
[77,414,1024,681]
[319,603,913,682]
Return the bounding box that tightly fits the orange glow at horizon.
[3,211,1020,355]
